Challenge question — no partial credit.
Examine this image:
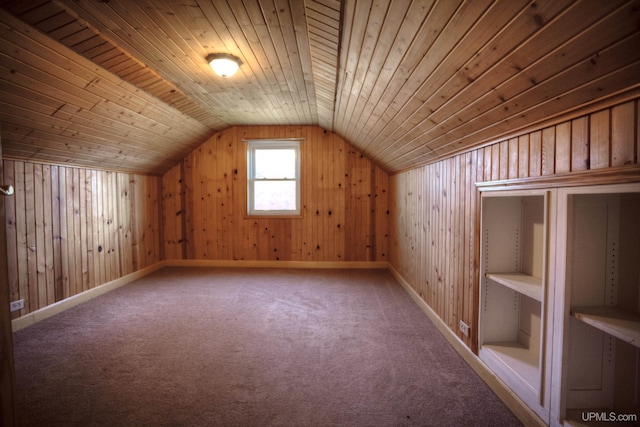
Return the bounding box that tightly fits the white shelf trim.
[571,306,640,348]
[486,272,543,301]
[481,341,540,395]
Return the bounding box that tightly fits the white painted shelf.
[485,272,543,302]
[482,341,540,393]
[571,306,640,348]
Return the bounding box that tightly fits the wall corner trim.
[387,265,546,427]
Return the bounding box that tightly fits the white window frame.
[246,139,301,216]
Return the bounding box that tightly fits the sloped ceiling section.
[1,0,639,175]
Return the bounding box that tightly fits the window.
[247,140,301,216]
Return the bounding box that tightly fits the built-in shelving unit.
[551,184,640,427]
[478,190,552,423]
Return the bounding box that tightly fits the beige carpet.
[13,267,521,426]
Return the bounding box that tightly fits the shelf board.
[571,306,640,348]
[485,273,543,301]
[481,341,540,393]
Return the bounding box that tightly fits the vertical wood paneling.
[390,97,640,352]
[3,160,161,318]
[58,168,70,301]
[24,163,36,312]
[35,165,47,304]
[51,166,62,302]
[518,135,529,178]
[79,169,89,292]
[571,117,590,171]
[541,127,556,176]
[529,131,542,177]
[165,125,388,263]
[161,163,183,260]
[67,168,84,295]
[3,162,18,312]
[42,165,54,305]
[590,109,610,169]
[490,143,500,181]
[14,162,27,315]
[611,101,635,166]
[499,141,508,181]
[555,122,571,174]
[84,170,94,290]
[118,174,130,276]
[483,146,492,181]
[508,138,518,179]
[94,171,104,286]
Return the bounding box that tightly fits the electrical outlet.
[9,299,24,312]
[459,320,470,337]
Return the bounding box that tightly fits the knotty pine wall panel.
[390,97,639,352]
[3,160,161,318]
[162,125,389,263]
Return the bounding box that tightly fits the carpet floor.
[13,267,522,426]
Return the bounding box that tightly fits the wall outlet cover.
[459,320,470,337]
[10,299,24,312]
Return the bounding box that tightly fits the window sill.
[245,214,303,220]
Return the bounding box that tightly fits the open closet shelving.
[478,190,553,423]
[550,184,640,427]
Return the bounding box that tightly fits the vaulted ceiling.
[1,0,639,174]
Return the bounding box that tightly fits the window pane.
[254,180,297,211]
[255,149,296,179]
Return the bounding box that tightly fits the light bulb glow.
[207,54,242,78]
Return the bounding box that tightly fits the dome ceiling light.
[207,53,242,78]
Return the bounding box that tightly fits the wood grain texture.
[162,125,388,263]
[336,0,640,172]
[3,160,161,317]
[2,0,639,175]
[389,96,640,351]
[0,138,16,426]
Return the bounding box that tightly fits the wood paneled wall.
[390,97,640,351]
[2,160,162,318]
[163,125,389,263]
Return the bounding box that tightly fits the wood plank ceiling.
[1,0,639,174]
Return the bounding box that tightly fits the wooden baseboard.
[11,262,167,332]
[163,259,389,269]
[387,265,547,427]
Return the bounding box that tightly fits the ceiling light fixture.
[207,53,242,78]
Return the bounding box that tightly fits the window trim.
[246,139,301,217]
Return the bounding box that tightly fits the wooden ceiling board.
[1,0,639,174]
[0,7,214,174]
[342,0,504,153]
[52,1,228,129]
[362,0,563,164]
[337,0,432,144]
[380,0,640,169]
[358,0,534,150]
[338,0,640,172]
[336,0,444,145]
